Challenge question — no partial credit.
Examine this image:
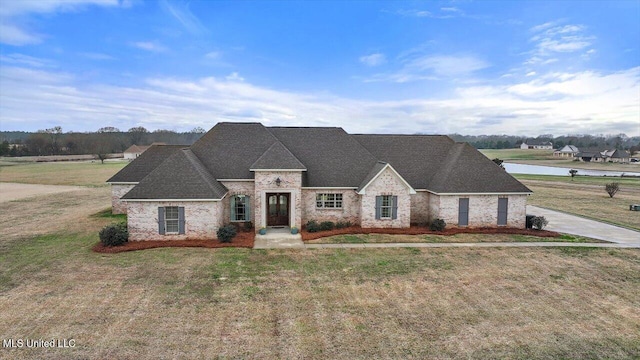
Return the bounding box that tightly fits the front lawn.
[306,233,603,244]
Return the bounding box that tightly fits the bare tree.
[128,126,148,145]
[569,169,578,180]
[605,182,620,198]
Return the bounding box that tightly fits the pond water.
[504,163,640,177]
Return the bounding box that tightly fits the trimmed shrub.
[217,224,237,243]
[336,220,351,229]
[320,221,335,231]
[429,218,446,232]
[531,216,549,230]
[99,222,128,247]
[525,215,536,229]
[306,220,320,233]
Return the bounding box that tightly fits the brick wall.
[301,189,360,225]
[220,181,255,225]
[127,201,223,241]
[435,194,527,228]
[111,184,136,214]
[253,171,303,231]
[360,167,411,228]
[410,192,430,225]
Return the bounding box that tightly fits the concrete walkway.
[527,205,640,245]
[253,228,304,249]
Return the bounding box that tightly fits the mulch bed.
[93,231,255,253]
[301,226,560,241]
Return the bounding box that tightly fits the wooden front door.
[267,193,290,226]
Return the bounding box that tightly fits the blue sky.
[1,0,639,136]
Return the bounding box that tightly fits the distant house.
[553,145,580,157]
[124,143,166,160]
[576,149,630,163]
[520,139,553,150]
[107,123,532,241]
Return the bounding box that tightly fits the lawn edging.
[93,232,255,253]
[301,226,560,241]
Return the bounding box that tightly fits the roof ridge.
[250,140,307,170]
[182,149,228,195]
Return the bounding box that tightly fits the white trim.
[421,189,532,196]
[123,194,227,202]
[107,182,139,185]
[250,169,306,172]
[217,179,255,182]
[357,163,416,195]
[302,187,357,190]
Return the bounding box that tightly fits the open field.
[479,149,640,172]
[306,233,601,244]
[2,157,639,359]
[517,175,640,231]
[0,161,127,187]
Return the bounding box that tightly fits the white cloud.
[0,53,55,68]
[366,53,489,82]
[131,41,168,52]
[205,51,221,59]
[359,53,386,67]
[226,72,244,82]
[2,65,637,136]
[159,0,208,36]
[0,0,124,46]
[526,21,594,65]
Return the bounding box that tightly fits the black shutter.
[158,207,165,235]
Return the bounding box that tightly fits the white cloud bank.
[0,64,638,136]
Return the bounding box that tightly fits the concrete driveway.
[527,205,640,246]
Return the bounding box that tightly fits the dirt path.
[0,182,85,203]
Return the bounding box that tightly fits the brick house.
[520,139,553,149]
[107,123,532,241]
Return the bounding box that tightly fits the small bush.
[605,182,620,198]
[306,220,320,233]
[430,218,446,231]
[243,221,253,232]
[320,221,335,231]
[531,216,549,230]
[525,214,536,229]
[336,220,351,229]
[217,224,237,243]
[99,222,128,247]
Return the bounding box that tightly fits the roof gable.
[250,141,306,170]
[107,145,185,183]
[357,162,416,195]
[122,149,227,200]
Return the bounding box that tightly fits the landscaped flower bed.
[93,231,255,253]
[300,226,560,241]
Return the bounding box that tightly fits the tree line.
[1,127,638,157]
[0,126,206,157]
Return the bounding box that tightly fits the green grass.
[479,148,554,160]
[0,161,127,186]
[514,174,640,188]
[310,233,603,244]
[91,208,127,222]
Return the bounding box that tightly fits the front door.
[267,193,289,226]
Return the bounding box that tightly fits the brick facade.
[127,201,223,241]
[360,167,412,228]
[220,181,255,225]
[301,189,361,225]
[111,184,136,214]
[253,171,303,231]
[434,194,527,228]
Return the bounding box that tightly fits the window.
[375,195,397,220]
[164,206,179,234]
[316,193,343,209]
[231,195,250,222]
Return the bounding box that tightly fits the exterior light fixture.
[275,177,282,186]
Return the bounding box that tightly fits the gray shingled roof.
[250,141,307,170]
[107,145,185,183]
[113,123,531,198]
[523,138,552,146]
[354,135,531,193]
[268,127,380,187]
[122,149,227,200]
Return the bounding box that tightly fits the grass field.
[2,160,640,358]
[0,160,127,187]
[306,233,601,244]
[479,149,640,172]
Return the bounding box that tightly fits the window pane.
[381,207,391,218]
[327,194,335,201]
[335,201,342,208]
[316,194,323,202]
[316,201,323,208]
[335,194,343,201]
[165,206,179,220]
[234,195,246,221]
[166,220,179,233]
